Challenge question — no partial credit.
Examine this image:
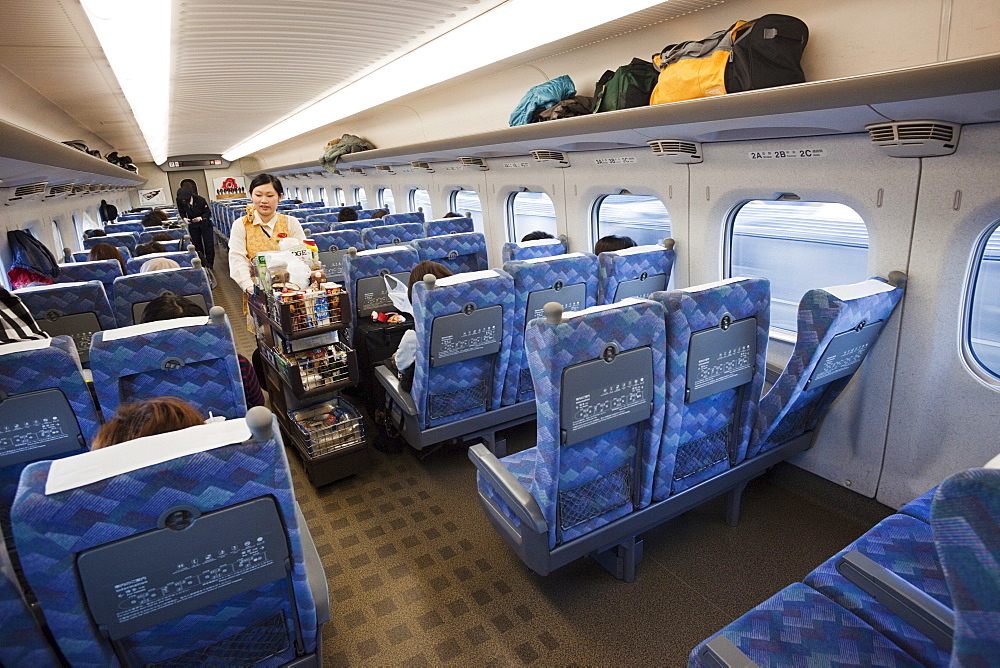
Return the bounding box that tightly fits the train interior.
[0,0,999,664]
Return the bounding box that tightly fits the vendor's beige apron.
[242,212,290,332]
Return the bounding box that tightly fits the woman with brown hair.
[88,242,126,274]
[92,397,205,449]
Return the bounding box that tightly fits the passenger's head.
[92,397,205,449]
[141,291,206,322]
[150,232,175,244]
[141,211,164,227]
[179,178,198,194]
[338,207,359,222]
[85,228,107,238]
[407,261,453,302]
[150,209,170,223]
[140,257,180,273]
[249,173,284,217]
[370,209,389,219]
[594,235,636,255]
[443,211,462,218]
[135,241,167,256]
[521,230,554,242]
[88,243,125,273]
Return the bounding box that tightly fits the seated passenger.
[521,230,554,242]
[83,228,107,239]
[338,207,359,222]
[443,211,462,218]
[150,232,177,244]
[389,261,454,389]
[0,287,48,344]
[135,241,168,256]
[140,257,180,273]
[370,209,389,219]
[88,242,126,274]
[594,234,636,254]
[92,396,205,449]
[141,292,266,408]
[141,210,169,227]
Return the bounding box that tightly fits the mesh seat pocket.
[559,465,631,531]
[428,381,487,420]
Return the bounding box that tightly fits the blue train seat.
[597,240,676,305]
[53,259,123,302]
[648,277,771,499]
[138,228,186,245]
[15,281,117,363]
[111,262,213,326]
[899,487,936,523]
[0,336,97,536]
[501,236,567,262]
[470,298,667,581]
[383,211,425,226]
[10,407,329,667]
[362,222,424,249]
[331,219,379,234]
[425,216,474,237]
[104,221,145,234]
[357,209,383,219]
[411,232,488,274]
[0,536,63,666]
[301,221,330,235]
[342,246,419,343]
[749,273,907,457]
[124,249,197,274]
[501,253,599,405]
[84,231,138,251]
[90,307,246,420]
[311,229,364,284]
[73,246,131,263]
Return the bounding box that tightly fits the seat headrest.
[563,297,649,319]
[823,279,896,301]
[100,315,210,342]
[15,281,92,293]
[522,252,587,264]
[610,244,671,257]
[676,277,750,293]
[516,238,562,247]
[0,337,53,356]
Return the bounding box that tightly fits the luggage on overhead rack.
[650,14,808,106]
[592,57,660,113]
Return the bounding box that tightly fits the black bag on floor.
[349,317,413,416]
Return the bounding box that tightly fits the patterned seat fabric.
[16,281,118,360]
[803,513,951,665]
[688,582,921,667]
[90,317,246,420]
[138,229,185,245]
[125,251,196,274]
[649,277,770,498]
[501,237,567,262]
[84,231,138,251]
[383,212,425,226]
[425,216,474,237]
[932,468,1000,666]
[597,244,677,305]
[900,486,936,523]
[362,222,424,250]
[111,267,214,326]
[300,222,330,235]
[0,336,97,535]
[54,259,123,300]
[479,299,666,549]
[410,270,514,429]
[411,232,488,274]
[0,536,62,666]
[311,230,364,283]
[104,221,145,234]
[331,219,378,234]
[501,253,599,405]
[749,277,905,457]
[343,246,420,341]
[10,425,319,666]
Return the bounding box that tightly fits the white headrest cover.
[434,269,500,286]
[100,316,209,342]
[824,279,895,301]
[523,252,587,264]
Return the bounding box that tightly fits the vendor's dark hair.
[249,173,284,196]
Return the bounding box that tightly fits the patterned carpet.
[212,239,893,666]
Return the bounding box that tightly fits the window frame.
[333,187,345,206]
[450,188,484,232]
[506,189,557,243]
[354,186,367,208]
[408,187,432,216]
[963,220,1000,387]
[591,192,673,250]
[378,187,395,213]
[318,186,327,204]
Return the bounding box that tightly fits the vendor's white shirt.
[228,211,305,291]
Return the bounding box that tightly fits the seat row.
[690,463,1000,666]
[76,227,190,256]
[453,272,906,580]
[13,261,213,361]
[0,406,328,666]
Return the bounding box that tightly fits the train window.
[318,187,327,204]
[295,187,302,199]
[967,223,1000,378]
[409,188,433,218]
[729,200,869,334]
[450,189,484,231]
[379,188,396,213]
[508,191,556,242]
[333,188,345,206]
[51,220,65,256]
[355,187,368,208]
[305,187,313,201]
[595,194,671,247]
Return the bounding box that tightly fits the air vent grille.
[376,165,395,174]
[46,183,74,197]
[72,185,90,194]
[529,150,569,168]
[410,162,434,173]
[459,157,489,171]
[349,167,366,175]
[866,121,960,158]
[647,140,702,163]
[15,182,48,197]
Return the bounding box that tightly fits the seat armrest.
[468,443,547,535]
[700,636,758,668]
[837,549,954,649]
[374,365,418,416]
[294,502,331,626]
